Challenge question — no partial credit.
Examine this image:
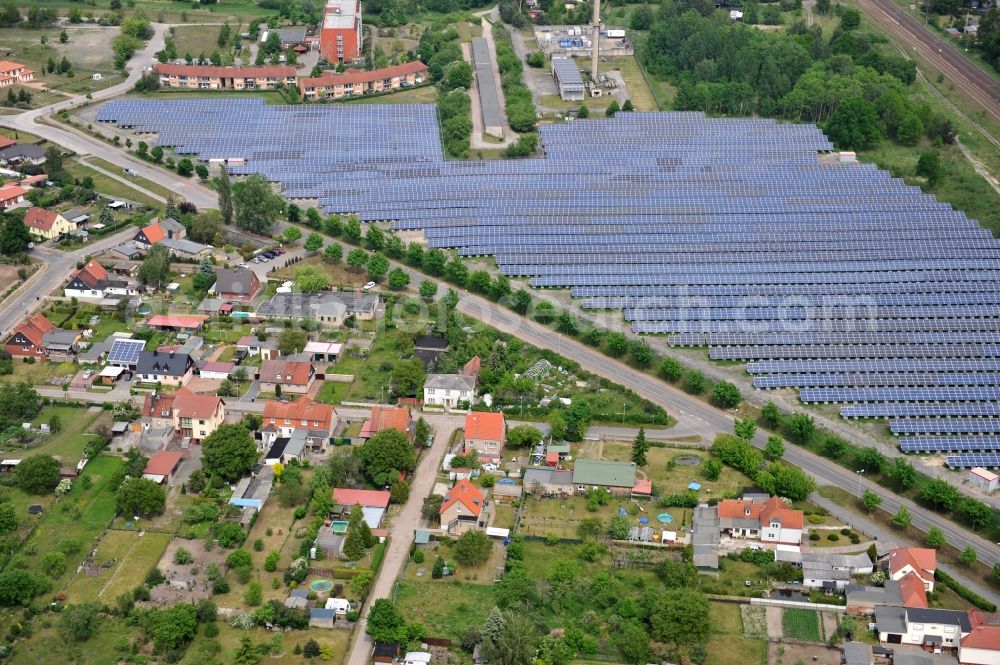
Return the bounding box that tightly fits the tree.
[343,504,368,560]
[606,100,621,117]
[116,477,166,518]
[452,530,493,569]
[367,253,390,281]
[385,267,410,290]
[628,339,654,367]
[283,225,302,244]
[41,551,66,577]
[916,149,942,187]
[303,639,321,657]
[608,515,630,539]
[682,370,706,394]
[391,358,425,397]
[278,329,307,355]
[232,173,283,234]
[304,232,323,252]
[960,546,977,567]
[366,598,408,643]
[146,604,198,653]
[926,526,945,549]
[0,570,51,606]
[761,401,780,428]
[294,264,331,293]
[822,435,847,459]
[324,242,344,263]
[658,357,682,382]
[650,588,710,649]
[891,506,911,529]
[862,490,882,513]
[734,418,756,442]
[632,428,648,467]
[15,455,59,494]
[995,563,1000,586]
[712,381,741,408]
[786,412,815,444]
[358,429,417,486]
[886,457,917,490]
[419,280,437,299]
[605,332,628,356]
[216,167,233,225]
[764,435,785,461]
[137,245,171,286]
[918,479,960,511]
[0,216,32,255]
[59,602,101,641]
[347,247,369,271]
[854,447,885,473]
[703,458,722,481]
[957,497,992,530]
[0,503,17,534]
[507,425,541,449]
[825,97,882,150]
[201,424,257,482]
[176,158,194,176]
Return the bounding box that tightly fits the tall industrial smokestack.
[590,0,600,82]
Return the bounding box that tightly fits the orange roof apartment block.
[264,396,336,433]
[299,61,427,100]
[153,62,297,90]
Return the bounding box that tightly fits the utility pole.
[590,0,600,82]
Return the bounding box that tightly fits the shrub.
[827,533,839,542]
[809,532,820,541]
[413,550,425,564]
[173,548,193,565]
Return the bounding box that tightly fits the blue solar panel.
[107,338,145,364]
[946,453,1000,468]
[901,436,1000,452]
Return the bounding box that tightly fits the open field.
[599,444,753,496]
[65,529,172,602]
[170,24,227,61]
[85,155,177,200]
[343,85,439,105]
[0,26,124,97]
[3,615,139,665]
[394,578,497,641]
[182,622,351,664]
[706,602,768,665]
[0,405,108,466]
[405,539,506,585]
[0,358,79,386]
[65,160,164,208]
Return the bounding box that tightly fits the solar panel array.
[946,453,1000,469]
[95,98,1000,457]
[107,338,145,365]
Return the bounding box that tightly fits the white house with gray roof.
[423,373,476,409]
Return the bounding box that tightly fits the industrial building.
[551,57,584,101]
[319,0,363,63]
[471,37,504,139]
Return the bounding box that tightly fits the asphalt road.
[857,0,1000,123]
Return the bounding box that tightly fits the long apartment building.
[299,61,428,100]
[153,63,298,90]
[319,0,362,63]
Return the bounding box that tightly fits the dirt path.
[766,606,783,640]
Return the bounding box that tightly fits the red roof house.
[440,479,485,534]
[332,488,391,509]
[897,571,929,609]
[147,314,208,331]
[4,312,55,359]
[463,412,505,461]
[359,405,411,439]
[962,608,1000,664]
[0,184,27,209]
[885,547,937,591]
[143,450,184,483]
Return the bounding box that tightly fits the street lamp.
[856,469,865,499]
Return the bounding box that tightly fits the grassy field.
[4,615,139,665]
[18,405,106,466]
[606,56,659,112]
[0,358,78,386]
[0,26,122,97]
[170,24,227,61]
[705,602,768,665]
[599,444,752,496]
[394,578,497,641]
[64,160,164,208]
[65,529,172,602]
[782,608,821,642]
[405,539,506,585]
[344,84,439,105]
[182,622,350,664]
[85,155,177,200]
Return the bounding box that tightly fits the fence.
[749,597,846,613]
[224,228,272,249]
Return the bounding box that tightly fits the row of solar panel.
[709,344,1000,360]
[752,373,1000,389]
[945,453,1000,468]
[902,437,1000,452]
[800,386,1000,403]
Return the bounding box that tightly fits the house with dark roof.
[136,350,194,386]
[775,550,873,590]
[211,268,261,302]
[414,335,448,367]
[4,313,55,359]
[41,329,81,360]
[0,143,46,167]
[23,207,75,240]
[440,479,486,535]
[256,291,378,324]
[64,260,137,300]
[237,335,279,359]
[875,606,972,652]
[522,467,573,496]
[258,359,316,394]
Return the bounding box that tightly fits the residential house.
[332,488,390,529]
[42,329,81,360]
[142,450,184,483]
[141,391,176,429]
[299,61,428,100]
[969,467,999,493]
[423,374,476,409]
[267,26,308,48]
[172,386,224,442]
[199,361,234,380]
[0,144,46,168]
[136,350,194,386]
[23,207,75,240]
[461,355,481,380]
[360,405,411,440]
[65,260,137,300]
[108,241,145,261]
[440,479,485,535]
[159,217,186,239]
[265,429,308,465]
[875,606,972,652]
[845,573,927,615]
[522,467,573,496]
[961,608,1000,665]
[236,335,279,359]
[572,459,638,496]
[62,207,91,226]
[0,136,11,150]
[134,222,167,247]
[414,335,448,367]
[229,466,274,524]
[775,550,874,590]
[152,63,298,90]
[0,61,35,86]
[261,396,337,452]
[256,291,378,324]
[258,359,316,394]
[0,184,27,209]
[715,494,805,545]
[211,268,262,302]
[4,313,56,359]
[463,412,505,463]
[146,314,208,331]
[883,547,936,592]
[160,237,212,260]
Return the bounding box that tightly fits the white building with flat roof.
[969,467,999,492]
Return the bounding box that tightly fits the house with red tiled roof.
[153,63,298,90]
[171,387,224,442]
[143,450,184,484]
[0,61,35,87]
[0,184,27,210]
[359,405,411,440]
[332,488,390,528]
[961,608,1000,665]
[141,391,177,429]
[146,314,208,331]
[898,570,929,609]
[883,546,937,592]
[299,61,428,100]
[716,495,804,545]
[440,479,486,535]
[4,313,55,359]
[0,136,14,151]
[461,356,481,380]
[23,207,75,240]
[65,259,137,300]
[134,222,166,247]
[258,359,316,394]
[262,396,337,452]
[19,173,47,187]
[463,412,505,462]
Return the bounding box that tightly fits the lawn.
[272,254,371,291]
[705,602,767,665]
[394,578,497,641]
[405,539,506,585]
[606,56,659,112]
[85,156,177,200]
[5,615,140,665]
[597,444,753,497]
[519,494,627,539]
[16,455,123,590]
[170,24,227,61]
[23,405,105,466]
[492,502,516,529]
[65,529,172,603]
[182,622,350,664]
[343,84,439,105]
[0,358,78,386]
[64,160,164,208]
[782,608,821,642]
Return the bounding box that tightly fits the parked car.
[363,281,376,290]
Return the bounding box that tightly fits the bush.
[173,548,193,565]
[826,533,839,542]
[809,532,820,541]
[413,550,425,564]
[935,569,997,612]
